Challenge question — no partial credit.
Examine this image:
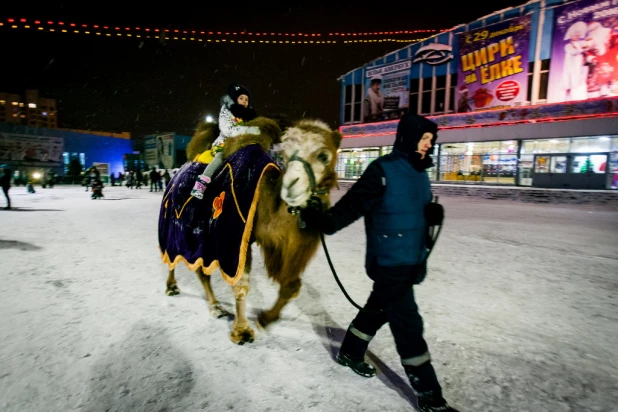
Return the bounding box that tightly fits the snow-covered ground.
[0,185,616,412]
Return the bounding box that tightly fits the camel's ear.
[330,131,343,149]
[280,126,296,142]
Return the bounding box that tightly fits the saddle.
[158,144,279,285]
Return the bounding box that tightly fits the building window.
[344,84,363,124]
[63,153,69,173]
[409,78,420,115]
[527,59,551,102]
[538,59,550,101]
[353,84,362,123]
[434,75,447,114]
[344,85,353,123]
[421,85,432,115]
[448,74,458,113]
[79,153,86,166]
[527,61,534,102]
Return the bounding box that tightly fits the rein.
[285,151,329,228]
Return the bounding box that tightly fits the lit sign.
[412,43,454,65]
[366,60,412,78]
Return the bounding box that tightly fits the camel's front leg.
[229,271,255,344]
[195,268,230,318]
[257,278,302,329]
[166,268,180,296]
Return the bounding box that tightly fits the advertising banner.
[143,135,158,168]
[156,133,175,169]
[0,133,63,164]
[363,60,411,123]
[456,15,532,112]
[144,133,175,169]
[547,0,618,103]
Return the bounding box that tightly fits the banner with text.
[0,133,63,164]
[363,60,411,123]
[547,0,618,103]
[456,15,532,112]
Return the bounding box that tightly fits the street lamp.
[205,115,214,123]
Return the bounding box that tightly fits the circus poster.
[547,0,618,103]
[456,15,532,112]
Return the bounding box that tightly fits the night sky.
[1,1,525,138]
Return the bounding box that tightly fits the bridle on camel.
[285,150,443,314]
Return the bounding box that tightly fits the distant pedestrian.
[1,168,11,210]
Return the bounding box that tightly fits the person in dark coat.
[300,114,456,412]
[1,168,12,210]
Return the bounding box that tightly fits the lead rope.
[307,196,442,314]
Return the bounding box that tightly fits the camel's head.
[279,120,342,208]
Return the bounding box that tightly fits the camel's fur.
[186,117,282,161]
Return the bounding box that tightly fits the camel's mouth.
[281,191,310,208]
[280,184,312,208]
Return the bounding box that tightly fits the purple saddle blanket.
[158,144,279,285]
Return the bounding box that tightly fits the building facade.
[338,0,618,190]
[0,123,133,182]
[0,90,58,129]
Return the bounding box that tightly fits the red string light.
[3,17,441,38]
[3,17,432,45]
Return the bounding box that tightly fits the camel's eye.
[317,151,330,164]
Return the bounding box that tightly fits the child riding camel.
[191,84,260,199]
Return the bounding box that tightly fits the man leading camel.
[301,113,458,412]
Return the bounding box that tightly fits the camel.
[159,116,342,344]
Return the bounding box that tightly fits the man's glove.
[424,202,444,227]
[300,196,337,234]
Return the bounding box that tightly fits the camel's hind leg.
[229,250,255,345]
[195,267,230,318]
[166,268,180,296]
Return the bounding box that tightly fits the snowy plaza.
[1,185,617,412]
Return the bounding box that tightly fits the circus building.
[337,0,618,190]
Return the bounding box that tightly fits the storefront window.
[335,148,380,179]
[521,136,615,154]
[63,152,70,174]
[439,141,518,184]
[570,136,611,153]
[521,139,570,154]
[609,151,618,189]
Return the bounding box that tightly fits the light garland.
[1,17,440,44]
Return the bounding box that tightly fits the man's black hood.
[393,114,438,170]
